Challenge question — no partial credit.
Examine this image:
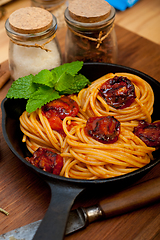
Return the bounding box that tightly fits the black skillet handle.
[32,180,84,240]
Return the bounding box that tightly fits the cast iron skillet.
[2,63,160,240]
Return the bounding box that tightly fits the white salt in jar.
[5,7,62,80]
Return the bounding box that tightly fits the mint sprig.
[26,86,60,113]
[7,74,37,99]
[6,61,90,113]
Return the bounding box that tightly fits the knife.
[1,176,160,240]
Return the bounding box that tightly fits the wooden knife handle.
[99,177,160,218]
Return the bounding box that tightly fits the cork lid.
[68,0,111,23]
[9,7,53,34]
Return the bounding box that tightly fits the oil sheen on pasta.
[20,72,156,179]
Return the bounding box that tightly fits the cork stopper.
[9,7,53,34]
[68,0,111,23]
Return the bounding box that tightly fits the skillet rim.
[2,62,160,186]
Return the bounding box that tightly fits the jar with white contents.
[5,7,62,80]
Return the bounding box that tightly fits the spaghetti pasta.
[75,72,154,131]
[19,72,156,179]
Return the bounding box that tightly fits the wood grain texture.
[115,0,160,45]
[0,0,160,64]
[0,25,160,240]
[0,0,160,239]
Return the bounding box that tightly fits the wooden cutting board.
[1,25,160,240]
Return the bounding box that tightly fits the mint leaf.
[6,74,37,99]
[55,73,90,94]
[6,61,91,113]
[50,61,84,89]
[26,86,60,113]
[54,73,74,92]
[33,69,54,88]
[51,61,83,77]
[64,74,91,94]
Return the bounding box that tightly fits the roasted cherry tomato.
[134,121,160,148]
[42,96,79,132]
[26,147,63,175]
[85,116,120,144]
[47,116,63,131]
[99,76,136,109]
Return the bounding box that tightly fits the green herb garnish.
[6,61,90,113]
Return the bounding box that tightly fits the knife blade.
[1,176,160,240]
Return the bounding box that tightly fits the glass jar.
[64,5,118,64]
[5,7,62,80]
[31,0,67,28]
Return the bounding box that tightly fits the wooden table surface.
[0,1,160,240]
[0,0,160,63]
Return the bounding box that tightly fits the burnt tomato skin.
[26,147,63,175]
[99,76,136,109]
[42,96,79,132]
[134,121,160,148]
[85,116,120,144]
